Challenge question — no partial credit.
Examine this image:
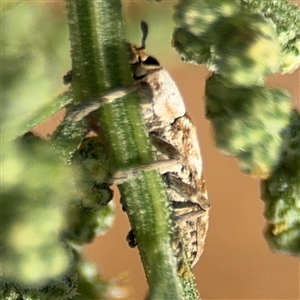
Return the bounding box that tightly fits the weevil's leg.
[173,209,208,226]
[124,210,207,251]
[166,174,198,197]
[172,199,209,227]
[109,158,180,185]
[165,174,209,209]
[149,134,181,160]
[172,200,206,211]
[64,85,140,122]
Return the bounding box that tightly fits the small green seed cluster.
[2,129,116,298]
[261,110,300,256]
[40,98,121,299]
[51,115,115,247]
[1,271,78,300]
[1,133,77,298]
[1,251,117,300]
[70,137,112,209]
[174,0,281,85]
[174,0,300,79]
[64,137,114,247]
[205,75,291,177]
[210,13,280,86]
[173,0,298,178]
[243,0,300,74]
[1,133,74,286]
[73,258,127,300]
[173,0,240,66]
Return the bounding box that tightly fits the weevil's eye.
[131,55,161,80]
[142,56,160,67]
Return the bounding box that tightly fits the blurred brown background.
[32,1,300,299]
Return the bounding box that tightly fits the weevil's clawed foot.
[126,229,137,248]
[63,70,72,85]
[109,159,180,185]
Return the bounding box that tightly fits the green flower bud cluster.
[173,0,283,86]
[2,133,116,298]
[261,110,300,255]
[242,0,300,74]
[63,202,114,247]
[210,13,280,86]
[1,133,75,287]
[174,0,240,37]
[1,251,121,300]
[70,137,112,209]
[205,75,291,177]
[73,258,127,300]
[1,271,78,300]
[174,0,297,177]
[63,137,115,247]
[173,0,240,66]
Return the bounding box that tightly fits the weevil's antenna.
[140,20,148,50]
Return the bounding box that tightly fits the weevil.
[64,21,210,273]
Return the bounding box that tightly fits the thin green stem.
[64,1,186,299]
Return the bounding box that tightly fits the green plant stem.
[21,90,73,135]
[64,1,187,299]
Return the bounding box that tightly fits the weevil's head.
[128,21,162,80]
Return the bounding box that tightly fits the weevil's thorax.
[128,43,186,127]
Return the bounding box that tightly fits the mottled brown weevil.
[64,21,210,274]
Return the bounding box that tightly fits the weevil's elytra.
[126,21,210,270]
